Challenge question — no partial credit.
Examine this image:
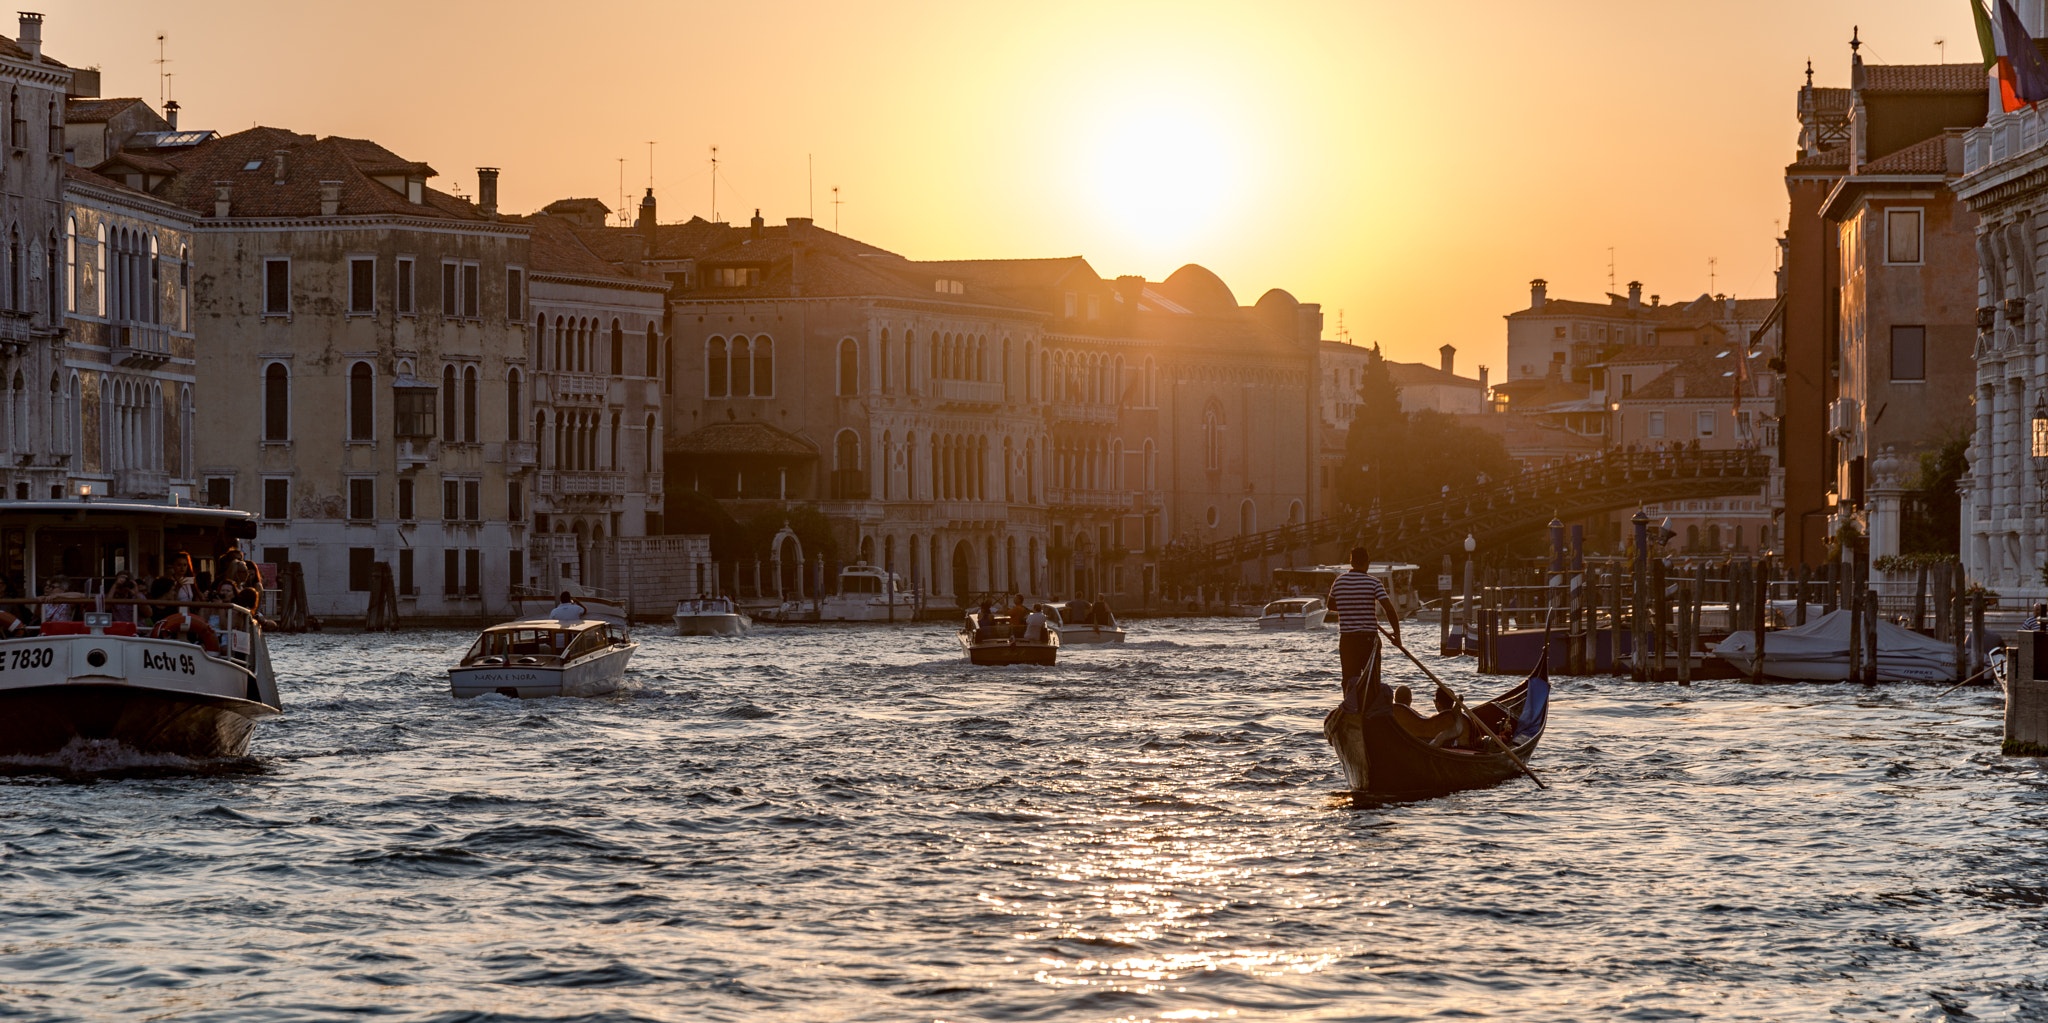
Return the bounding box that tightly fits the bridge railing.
[1163,449,1770,581]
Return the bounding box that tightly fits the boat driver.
[550,591,587,625]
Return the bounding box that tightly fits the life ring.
[153,613,221,653]
[0,610,20,636]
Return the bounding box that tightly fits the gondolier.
[1329,546,1400,685]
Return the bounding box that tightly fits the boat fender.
[153,613,221,653]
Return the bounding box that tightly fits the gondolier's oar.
[1378,625,1548,791]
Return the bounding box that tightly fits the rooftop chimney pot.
[212,181,230,219]
[1439,343,1456,376]
[162,99,178,130]
[475,167,499,218]
[17,12,41,61]
[272,149,287,183]
[750,208,764,240]
[318,180,342,217]
[1530,278,1548,310]
[1627,280,1642,311]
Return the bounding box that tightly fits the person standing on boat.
[549,591,587,625]
[1328,546,1400,687]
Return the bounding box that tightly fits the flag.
[1974,0,1999,68]
[1995,0,2048,108]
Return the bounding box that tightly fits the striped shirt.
[1327,569,1388,634]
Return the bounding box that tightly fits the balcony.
[549,373,609,405]
[1827,397,1859,438]
[507,440,536,467]
[0,311,27,355]
[1047,401,1117,425]
[538,470,627,496]
[936,379,1004,406]
[112,468,168,498]
[1046,487,1132,511]
[396,437,436,469]
[114,323,172,367]
[827,469,871,500]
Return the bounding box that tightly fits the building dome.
[1159,263,1238,315]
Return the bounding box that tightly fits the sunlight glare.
[1082,105,1243,252]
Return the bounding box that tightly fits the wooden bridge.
[1162,449,1773,584]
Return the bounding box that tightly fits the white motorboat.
[764,563,920,623]
[1259,597,1330,630]
[450,618,638,698]
[960,608,1059,666]
[1053,600,1125,643]
[1711,609,1960,682]
[0,499,282,758]
[1272,562,1425,619]
[674,596,752,636]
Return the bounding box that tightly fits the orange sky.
[44,0,1984,371]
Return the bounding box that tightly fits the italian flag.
[1977,0,2048,111]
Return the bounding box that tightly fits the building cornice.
[1956,144,2048,210]
[529,270,669,294]
[189,214,532,237]
[1819,173,1948,221]
[65,179,197,226]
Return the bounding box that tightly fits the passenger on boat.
[1024,606,1048,641]
[38,577,83,626]
[550,592,587,625]
[1388,685,1464,747]
[975,602,996,639]
[107,572,141,626]
[1090,597,1115,627]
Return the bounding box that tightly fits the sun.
[1081,105,1242,251]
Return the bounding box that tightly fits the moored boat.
[450,617,638,698]
[1711,609,1960,682]
[1322,650,1551,799]
[0,499,282,758]
[674,596,752,636]
[1258,597,1329,630]
[762,563,921,623]
[959,607,1059,666]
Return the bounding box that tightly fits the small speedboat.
[0,498,282,758]
[1259,597,1329,630]
[1056,601,1125,644]
[674,596,752,637]
[450,618,638,698]
[959,608,1059,666]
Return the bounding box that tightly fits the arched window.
[645,414,657,473]
[1289,500,1303,524]
[534,314,546,367]
[1202,405,1222,470]
[835,429,861,472]
[553,315,566,369]
[535,410,549,468]
[644,321,660,377]
[1110,439,1122,490]
[882,430,894,500]
[752,336,773,396]
[348,361,374,440]
[880,328,892,394]
[904,330,917,394]
[62,215,74,313]
[506,368,522,441]
[1002,338,1012,399]
[1143,357,1156,406]
[441,365,458,442]
[838,338,859,396]
[462,366,479,442]
[663,335,673,394]
[729,337,752,397]
[610,319,624,376]
[707,337,728,397]
[179,384,193,478]
[1113,356,1124,406]
[1142,439,1156,490]
[263,363,289,441]
[608,410,621,468]
[94,223,106,316]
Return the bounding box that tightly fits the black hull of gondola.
[0,685,278,758]
[1322,678,1545,800]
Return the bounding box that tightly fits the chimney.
[318,180,341,217]
[272,149,288,183]
[1530,278,1548,310]
[638,187,657,261]
[17,12,40,61]
[163,99,178,130]
[212,181,230,218]
[1478,365,1489,393]
[475,167,498,218]
[750,208,764,240]
[1627,280,1642,311]
[1651,294,1660,307]
[1439,343,1456,376]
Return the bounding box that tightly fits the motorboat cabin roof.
[461,618,630,667]
[1264,597,1322,612]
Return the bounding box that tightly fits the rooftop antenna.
[647,141,656,189]
[710,145,719,222]
[1607,247,1616,290]
[1335,309,1349,343]
[808,154,814,220]
[617,157,626,225]
[831,185,842,234]
[1935,37,1945,63]
[154,33,170,107]
[1709,256,1719,295]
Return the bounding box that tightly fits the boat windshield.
[1266,599,1315,614]
[464,626,572,664]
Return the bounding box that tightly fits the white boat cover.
[1711,609,1956,682]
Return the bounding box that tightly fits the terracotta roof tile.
[1386,361,1483,389]
[673,421,818,457]
[1858,134,1952,175]
[1789,145,1851,171]
[153,126,485,222]
[1861,63,1985,93]
[1618,346,1767,401]
[65,97,145,123]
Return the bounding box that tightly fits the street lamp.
[2034,401,2048,458]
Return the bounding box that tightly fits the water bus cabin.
[0,498,280,758]
[450,618,637,698]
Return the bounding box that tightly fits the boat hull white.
[675,613,752,637]
[1258,612,1328,630]
[450,643,637,699]
[0,633,280,758]
[1060,624,1125,644]
[1711,610,1960,683]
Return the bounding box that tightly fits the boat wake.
[0,736,265,781]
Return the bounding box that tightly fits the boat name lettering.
[4,647,54,670]
[142,649,198,675]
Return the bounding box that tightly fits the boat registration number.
[3,647,54,670]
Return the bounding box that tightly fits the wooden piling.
[1677,584,1693,685]
[1846,585,1862,684]
[1912,563,1928,634]
[1865,590,1882,684]
[1439,555,1454,656]
[1823,561,1838,614]
[1653,558,1671,679]
[1631,553,1647,683]
[1972,591,1987,678]
[1752,566,1768,684]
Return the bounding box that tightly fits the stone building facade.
[0,14,98,501]
[600,211,1320,606]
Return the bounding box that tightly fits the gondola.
[1322,645,1550,800]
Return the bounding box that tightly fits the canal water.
[1,619,2043,1022]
